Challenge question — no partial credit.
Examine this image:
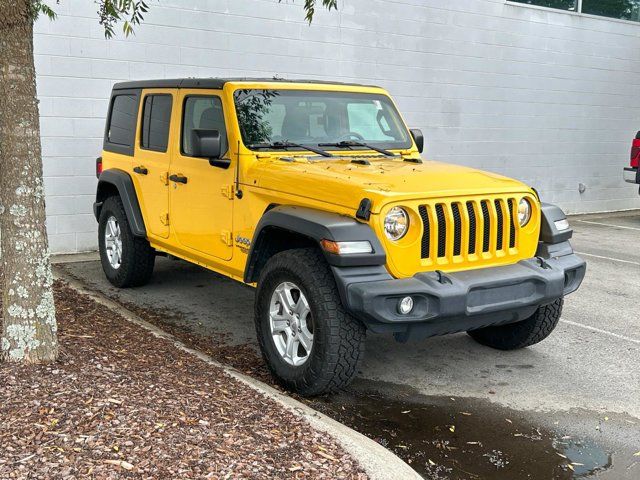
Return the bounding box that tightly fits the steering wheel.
[337,132,365,141]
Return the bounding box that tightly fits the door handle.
[169,174,188,184]
[133,166,148,175]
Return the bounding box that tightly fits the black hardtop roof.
[112,77,379,91]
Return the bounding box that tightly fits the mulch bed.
[0,281,366,479]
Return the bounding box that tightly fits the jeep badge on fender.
[94,78,586,396]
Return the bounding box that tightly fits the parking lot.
[56,211,640,479]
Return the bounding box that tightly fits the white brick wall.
[34,0,640,253]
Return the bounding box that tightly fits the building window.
[510,0,640,22]
[582,0,640,21]
[141,94,172,153]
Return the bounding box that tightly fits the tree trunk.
[0,0,58,362]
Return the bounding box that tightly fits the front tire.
[255,248,366,396]
[467,298,563,350]
[98,195,155,288]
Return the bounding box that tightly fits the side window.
[141,94,172,152]
[107,94,138,147]
[182,96,228,157]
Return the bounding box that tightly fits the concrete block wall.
[34,0,640,253]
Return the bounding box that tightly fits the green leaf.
[278,0,338,23]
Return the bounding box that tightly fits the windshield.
[233,89,412,152]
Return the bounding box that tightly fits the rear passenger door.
[132,89,176,239]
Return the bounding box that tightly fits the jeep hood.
[249,156,532,214]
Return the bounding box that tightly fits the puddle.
[309,384,612,479]
[553,438,612,477]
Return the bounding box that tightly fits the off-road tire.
[467,298,563,350]
[98,195,155,288]
[255,248,366,396]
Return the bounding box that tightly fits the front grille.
[419,196,519,263]
[466,202,476,255]
[508,198,516,249]
[494,199,504,251]
[435,204,446,258]
[451,203,462,256]
[481,200,491,252]
[418,205,430,258]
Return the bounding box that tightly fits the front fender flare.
[243,205,386,283]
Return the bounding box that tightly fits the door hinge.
[160,172,169,186]
[160,213,169,226]
[221,230,233,246]
[221,185,235,200]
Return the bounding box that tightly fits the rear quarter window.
[104,90,140,156]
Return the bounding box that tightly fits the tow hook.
[536,257,552,269]
[435,270,453,285]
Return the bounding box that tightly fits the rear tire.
[98,195,155,288]
[255,248,366,396]
[467,298,563,350]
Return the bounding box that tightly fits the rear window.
[141,94,172,152]
[107,94,138,147]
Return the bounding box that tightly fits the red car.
[625,131,640,193]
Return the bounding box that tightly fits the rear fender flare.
[94,169,146,237]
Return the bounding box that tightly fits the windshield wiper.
[318,140,396,157]
[248,141,333,158]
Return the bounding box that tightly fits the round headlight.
[384,207,409,241]
[518,198,532,227]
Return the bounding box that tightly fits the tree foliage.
[34,0,338,39]
[279,0,338,23]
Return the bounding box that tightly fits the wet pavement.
[54,211,640,479]
[309,380,630,479]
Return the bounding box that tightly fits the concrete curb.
[55,268,422,480]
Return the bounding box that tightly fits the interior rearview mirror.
[191,129,230,169]
[410,129,424,154]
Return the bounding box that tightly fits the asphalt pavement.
[55,211,640,479]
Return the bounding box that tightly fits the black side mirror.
[191,129,230,169]
[410,129,424,153]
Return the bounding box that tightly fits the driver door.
[169,91,234,261]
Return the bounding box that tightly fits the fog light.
[398,296,414,315]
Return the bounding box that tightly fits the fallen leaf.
[104,460,133,470]
[449,425,456,433]
[316,450,338,461]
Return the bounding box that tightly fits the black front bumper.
[333,241,586,341]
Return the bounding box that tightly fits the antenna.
[235,140,243,199]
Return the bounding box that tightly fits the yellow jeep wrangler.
[94,78,586,395]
